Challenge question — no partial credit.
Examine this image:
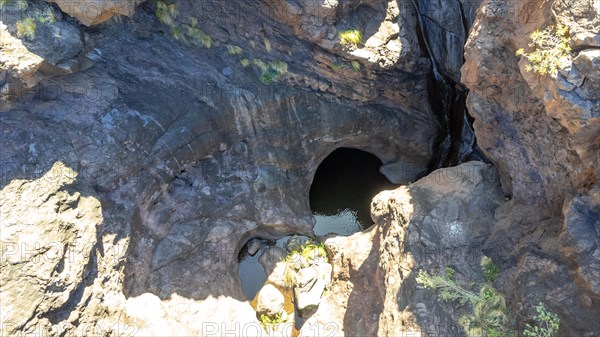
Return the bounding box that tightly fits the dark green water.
[309,148,397,236]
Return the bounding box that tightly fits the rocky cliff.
[1,0,598,336]
[462,0,599,335]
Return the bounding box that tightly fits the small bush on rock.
[516,24,571,76]
[416,256,511,337]
[15,17,36,40]
[282,239,328,287]
[156,0,178,26]
[186,26,212,48]
[339,29,362,47]
[258,312,283,332]
[253,59,288,85]
[227,45,244,56]
[524,303,560,337]
[0,0,28,11]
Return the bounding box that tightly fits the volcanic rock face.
[463,0,600,335]
[1,0,599,336]
[313,162,503,337]
[1,0,438,335]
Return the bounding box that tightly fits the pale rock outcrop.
[255,283,285,317]
[294,263,332,313]
[0,162,102,335]
[45,0,145,26]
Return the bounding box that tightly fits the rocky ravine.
[1,0,598,336]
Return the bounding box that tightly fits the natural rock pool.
[238,240,268,300]
[310,148,397,236]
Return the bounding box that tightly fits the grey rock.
[259,245,287,276]
[255,284,285,317]
[294,263,332,313]
[462,0,600,334]
[247,239,262,256]
[559,62,585,87]
[560,188,600,296]
[1,0,598,336]
[222,66,233,77]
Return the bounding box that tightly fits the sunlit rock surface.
[1,0,598,336]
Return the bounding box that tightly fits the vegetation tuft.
[186,25,212,48]
[282,239,328,287]
[0,0,28,11]
[516,24,571,76]
[524,303,560,337]
[15,17,36,41]
[227,45,244,56]
[252,59,288,85]
[339,29,362,47]
[258,312,283,332]
[156,0,178,26]
[417,256,561,337]
[240,58,251,68]
[416,257,510,337]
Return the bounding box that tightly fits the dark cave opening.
[309,148,398,236]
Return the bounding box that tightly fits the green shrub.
[282,239,328,286]
[524,303,560,337]
[339,29,362,47]
[0,0,28,11]
[481,256,500,283]
[15,17,36,40]
[515,24,571,76]
[269,61,288,75]
[260,70,278,85]
[227,45,244,56]
[252,59,269,72]
[34,6,57,24]
[170,26,185,41]
[240,58,251,67]
[350,60,361,71]
[156,0,178,26]
[186,26,212,48]
[258,312,283,332]
[330,63,344,72]
[253,59,288,85]
[416,256,511,337]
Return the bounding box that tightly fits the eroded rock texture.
[463,0,600,335]
[312,162,502,336]
[1,0,598,336]
[1,0,437,335]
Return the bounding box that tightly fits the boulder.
[246,238,262,256]
[259,245,287,276]
[293,264,332,313]
[255,284,285,317]
[45,0,145,26]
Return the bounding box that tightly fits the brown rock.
[45,0,145,26]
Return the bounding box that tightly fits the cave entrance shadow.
[309,147,398,237]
